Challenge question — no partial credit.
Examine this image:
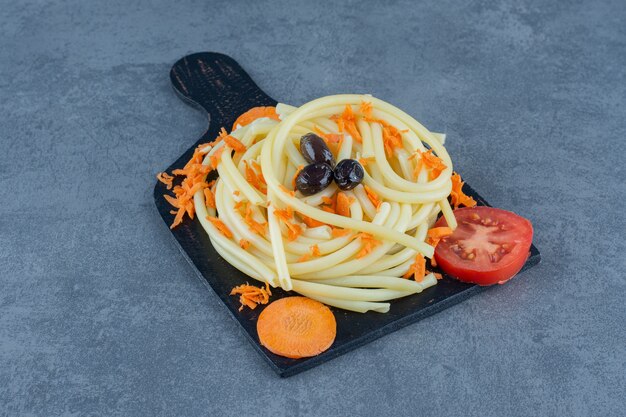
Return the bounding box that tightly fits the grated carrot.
[244,161,267,194]
[239,239,251,250]
[426,227,453,246]
[331,227,352,237]
[275,209,302,241]
[363,185,382,209]
[279,184,296,197]
[425,226,452,268]
[354,233,381,258]
[360,100,373,118]
[450,172,477,209]
[310,244,321,257]
[273,206,294,222]
[242,204,267,235]
[210,146,225,169]
[298,244,322,262]
[403,254,426,282]
[249,160,266,185]
[218,127,247,153]
[300,214,326,228]
[411,149,447,180]
[313,126,343,155]
[336,192,354,217]
[204,187,216,209]
[230,282,272,311]
[232,106,280,131]
[162,143,214,229]
[331,105,363,143]
[358,156,375,167]
[206,216,233,238]
[156,172,174,190]
[362,115,407,156]
[382,124,404,157]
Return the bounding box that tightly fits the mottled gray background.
[1,0,624,416]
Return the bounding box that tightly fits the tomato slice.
[433,207,533,286]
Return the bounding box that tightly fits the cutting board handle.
[170,52,277,142]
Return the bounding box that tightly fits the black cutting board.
[154,52,541,377]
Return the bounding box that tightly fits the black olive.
[333,159,364,191]
[295,163,334,196]
[299,133,335,167]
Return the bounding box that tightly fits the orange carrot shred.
[403,254,426,282]
[230,282,272,311]
[242,204,267,235]
[360,100,373,118]
[331,227,351,237]
[297,244,322,262]
[300,214,326,228]
[206,216,233,238]
[450,172,477,209]
[210,146,225,169]
[353,232,381,258]
[221,131,247,153]
[162,149,213,229]
[310,244,321,257]
[336,192,353,217]
[244,161,267,194]
[232,106,280,131]
[203,188,216,209]
[274,206,294,222]
[279,184,296,197]
[331,105,363,143]
[411,149,447,180]
[426,226,453,247]
[363,185,382,209]
[156,172,174,190]
[358,156,375,167]
[313,126,344,155]
[239,239,251,250]
[275,211,302,241]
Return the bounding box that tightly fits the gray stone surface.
[1,0,624,415]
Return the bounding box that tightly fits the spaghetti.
[163,94,469,313]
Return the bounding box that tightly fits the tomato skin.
[433,207,533,286]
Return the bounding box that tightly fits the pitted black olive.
[299,133,335,167]
[295,163,334,196]
[333,159,364,191]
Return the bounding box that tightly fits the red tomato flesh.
[434,207,533,285]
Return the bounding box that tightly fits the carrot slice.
[232,106,280,131]
[256,297,336,359]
